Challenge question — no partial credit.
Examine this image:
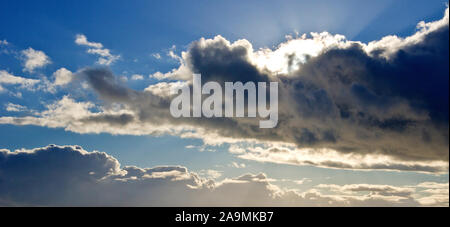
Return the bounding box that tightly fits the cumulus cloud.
[21,48,51,72]
[40,67,74,93]
[0,145,446,206]
[75,34,120,66]
[52,68,73,86]
[1,8,449,173]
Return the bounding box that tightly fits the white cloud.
[75,34,103,49]
[228,145,246,154]
[53,68,73,86]
[131,74,144,81]
[5,103,27,112]
[317,183,415,197]
[149,7,449,82]
[198,169,222,179]
[415,181,449,206]
[315,182,449,207]
[21,48,51,73]
[75,34,120,65]
[168,47,181,61]
[149,71,167,80]
[144,81,188,97]
[232,143,449,174]
[44,68,74,93]
[0,40,8,46]
[365,7,449,59]
[0,70,40,90]
[87,48,120,65]
[294,178,312,185]
[152,53,161,59]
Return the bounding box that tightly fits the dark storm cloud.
[270,28,449,161]
[186,37,270,84]
[75,9,448,164]
[275,20,449,161]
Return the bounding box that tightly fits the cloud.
[75,34,120,66]
[21,48,51,72]
[0,144,446,206]
[233,143,448,174]
[0,70,40,91]
[415,181,449,206]
[75,34,103,49]
[52,67,73,86]
[229,162,246,168]
[42,68,74,93]
[1,8,448,173]
[152,53,161,59]
[131,74,144,81]
[0,40,11,55]
[198,169,223,179]
[317,184,415,197]
[1,68,73,94]
[4,103,28,112]
[316,182,449,207]
[294,178,312,185]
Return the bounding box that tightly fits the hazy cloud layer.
[0,145,447,206]
[0,8,448,173]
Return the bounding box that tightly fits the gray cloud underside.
[81,10,449,162]
[0,145,447,206]
[0,8,448,172]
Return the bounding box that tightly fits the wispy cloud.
[152,53,161,59]
[229,162,246,168]
[130,74,144,81]
[75,34,120,66]
[4,103,28,112]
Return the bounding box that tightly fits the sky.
[0,0,449,206]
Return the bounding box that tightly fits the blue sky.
[0,0,449,206]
